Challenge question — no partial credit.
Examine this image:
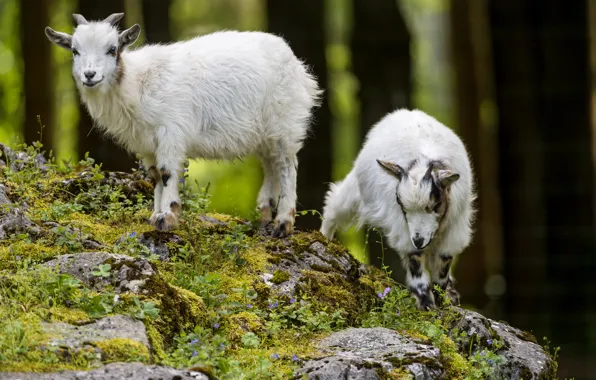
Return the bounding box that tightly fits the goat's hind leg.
[403,251,436,310]
[257,149,281,227]
[271,143,298,238]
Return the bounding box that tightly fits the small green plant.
[91,264,112,278]
[241,332,260,348]
[81,292,115,318]
[132,297,160,320]
[52,225,84,253]
[46,274,82,306]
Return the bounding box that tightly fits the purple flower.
[179,178,185,184]
[190,338,199,345]
[289,297,296,304]
[219,343,225,350]
[487,339,493,346]
[247,304,253,309]
[15,255,21,261]
[488,359,494,365]
[269,301,279,309]
[192,350,198,357]
[270,353,279,360]
[292,355,299,362]
[129,232,136,238]
[213,323,220,329]
[378,287,392,299]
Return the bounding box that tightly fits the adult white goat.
[321,109,476,310]
[45,13,321,237]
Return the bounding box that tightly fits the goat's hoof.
[272,220,292,238]
[414,291,436,311]
[258,206,274,227]
[152,211,178,231]
[445,287,461,306]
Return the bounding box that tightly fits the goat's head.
[377,159,460,250]
[45,13,141,91]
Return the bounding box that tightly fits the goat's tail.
[320,170,361,240]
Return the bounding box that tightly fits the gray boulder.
[0,362,209,380]
[448,307,556,379]
[44,252,156,294]
[296,327,445,380]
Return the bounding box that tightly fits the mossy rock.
[0,143,559,378]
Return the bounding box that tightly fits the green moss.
[143,278,210,345]
[270,270,290,284]
[46,307,91,324]
[94,338,150,363]
[225,311,265,345]
[145,321,166,360]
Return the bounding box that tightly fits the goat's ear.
[377,159,405,180]
[45,27,72,50]
[119,24,141,50]
[72,14,88,25]
[104,13,125,27]
[436,170,460,187]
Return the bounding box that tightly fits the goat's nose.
[84,71,96,80]
[413,234,425,249]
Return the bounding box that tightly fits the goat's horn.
[72,14,89,25]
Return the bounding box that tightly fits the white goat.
[45,13,321,237]
[321,109,476,309]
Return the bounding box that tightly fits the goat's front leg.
[150,140,183,231]
[403,251,436,310]
[431,253,460,306]
[141,155,163,224]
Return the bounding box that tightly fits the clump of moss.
[224,311,266,345]
[270,270,290,284]
[94,338,150,363]
[142,279,211,345]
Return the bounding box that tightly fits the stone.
[447,307,556,379]
[0,184,41,240]
[296,327,445,380]
[44,252,156,294]
[42,315,150,351]
[135,230,186,261]
[0,362,209,380]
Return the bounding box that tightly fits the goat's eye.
[72,48,79,56]
[432,202,442,213]
[107,46,117,56]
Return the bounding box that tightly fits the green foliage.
[133,297,160,321]
[91,264,112,278]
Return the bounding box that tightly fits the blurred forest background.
[1,0,595,378]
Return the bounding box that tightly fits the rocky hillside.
[0,142,559,379]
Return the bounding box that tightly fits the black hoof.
[272,221,291,238]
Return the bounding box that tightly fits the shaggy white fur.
[321,108,476,309]
[45,13,321,237]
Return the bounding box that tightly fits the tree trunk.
[20,0,54,150]
[76,0,136,171]
[489,0,595,374]
[449,0,506,312]
[141,0,171,43]
[266,0,331,231]
[350,0,411,277]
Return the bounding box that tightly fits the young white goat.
[321,109,476,310]
[45,13,321,237]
